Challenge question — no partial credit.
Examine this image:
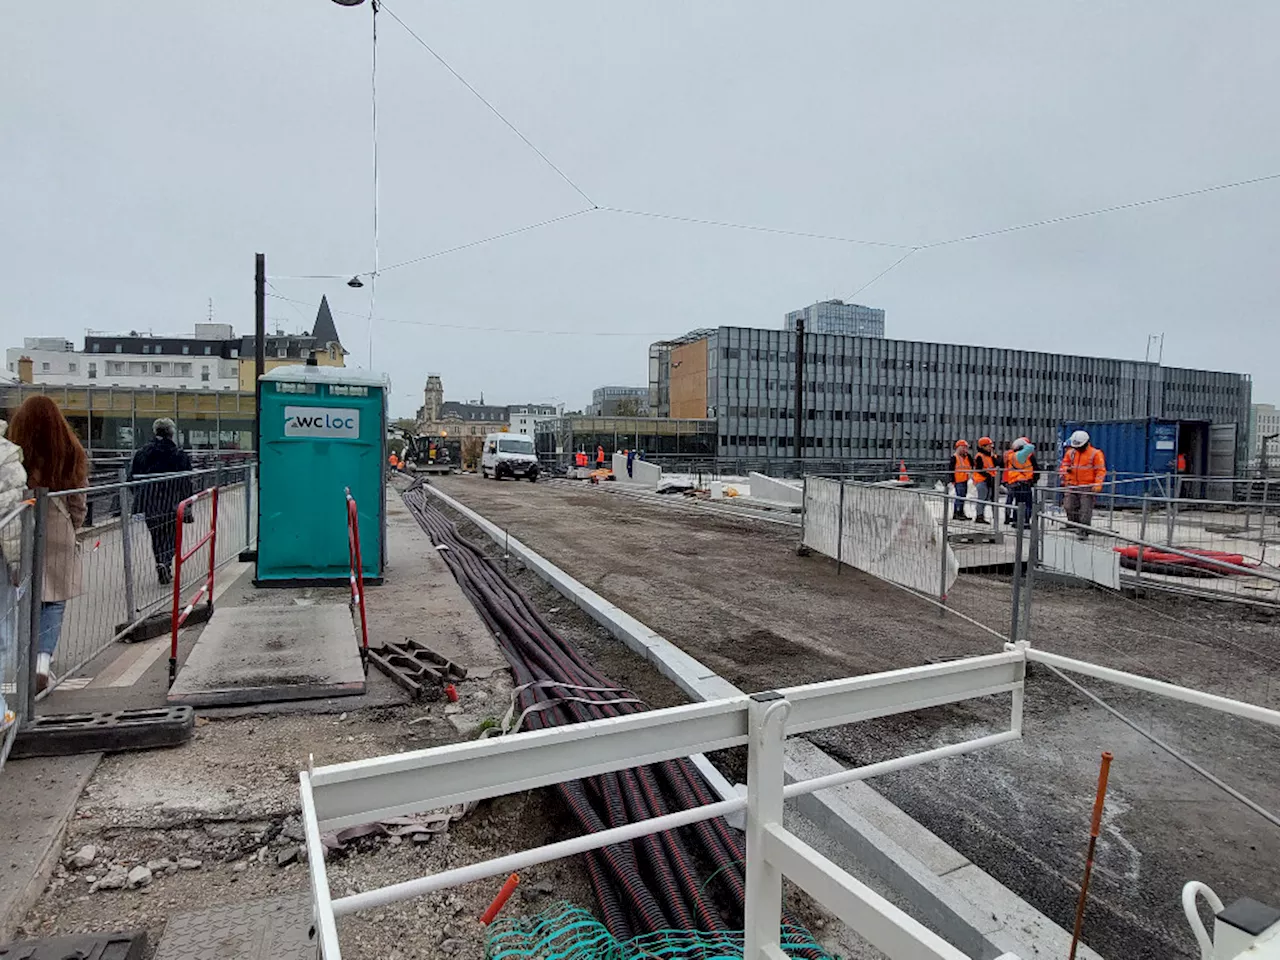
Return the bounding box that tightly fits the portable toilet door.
[256,365,386,584]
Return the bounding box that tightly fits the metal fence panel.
[34,463,254,699]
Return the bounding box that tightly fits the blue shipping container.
[1057,418,1209,503]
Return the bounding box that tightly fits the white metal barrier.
[299,646,1280,960]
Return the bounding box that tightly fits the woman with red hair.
[8,396,87,691]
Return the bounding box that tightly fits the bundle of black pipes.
[401,483,822,951]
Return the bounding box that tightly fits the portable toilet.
[256,365,387,584]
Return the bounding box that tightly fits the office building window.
[115,345,122,353]
[204,346,211,355]
[41,362,50,371]
[88,363,97,379]
[143,345,150,354]
[92,343,101,353]
[201,365,210,382]
[182,345,190,355]
[68,362,77,373]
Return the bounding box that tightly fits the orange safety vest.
[1177,453,1187,473]
[973,451,996,482]
[1004,449,1034,484]
[596,446,605,465]
[952,453,972,484]
[388,454,399,467]
[575,451,588,467]
[1060,446,1106,491]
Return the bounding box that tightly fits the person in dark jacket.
[129,418,194,584]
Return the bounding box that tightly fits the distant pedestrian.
[8,396,88,693]
[129,418,194,585]
[948,440,972,520]
[0,418,28,730]
[626,449,636,478]
[972,437,998,524]
[1060,430,1106,537]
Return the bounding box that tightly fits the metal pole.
[991,465,1001,537]
[1009,509,1025,644]
[1166,471,1176,547]
[1021,495,1039,644]
[119,468,136,617]
[1069,752,1114,960]
[743,694,788,960]
[253,253,265,455]
[25,490,48,718]
[836,481,845,574]
[1262,477,1272,549]
[1107,473,1116,530]
[246,461,255,550]
[797,476,808,554]
[1135,496,1149,586]
[793,318,805,462]
[938,504,950,613]
[14,506,35,727]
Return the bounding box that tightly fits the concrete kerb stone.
[421,483,1096,960]
[748,472,804,507]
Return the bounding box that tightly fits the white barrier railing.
[299,646,1280,960]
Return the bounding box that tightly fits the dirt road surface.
[432,473,1280,960]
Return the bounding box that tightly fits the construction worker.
[948,440,973,520]
[574,450,588,468]
[1003,437,1037,525]
[972,437,998,524]
[388,452,400,473]
[596,445,605,467]
[1060,430,1106,536]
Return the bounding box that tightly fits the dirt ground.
[431,473,1280,960]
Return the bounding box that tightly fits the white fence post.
[744,692,790,960]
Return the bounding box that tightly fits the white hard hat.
[1069,430,1090,449]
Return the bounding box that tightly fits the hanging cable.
[597,206,913,250]
[367,0,381,369]
[377,208,595,273]
[378,0,597,209]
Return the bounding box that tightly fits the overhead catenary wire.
[378,0,597,209]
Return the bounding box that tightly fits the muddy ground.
[430,473,1280,960]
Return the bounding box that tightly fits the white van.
[480,432,540,482]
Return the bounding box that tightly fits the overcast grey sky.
[4,2,1277,418]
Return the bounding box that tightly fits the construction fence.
[800,473,1280,613]
[0,463,257,770]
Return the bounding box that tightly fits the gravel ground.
[430,473,1280,960]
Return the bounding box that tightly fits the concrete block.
[168,605,364,707]
[612,453,661,488]
[748,472,803,506]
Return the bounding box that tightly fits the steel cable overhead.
[400,482,823,951]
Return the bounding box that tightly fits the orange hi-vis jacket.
[952,453,973,484]
[1004,449,1034,484]
[1060,446,1106,492]
[973,451,996,483]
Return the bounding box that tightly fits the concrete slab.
[0,753,100,942]
[375,494,507,679]
[167,605,363,707]
[153,894,314,960]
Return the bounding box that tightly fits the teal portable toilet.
[256,365,387,585]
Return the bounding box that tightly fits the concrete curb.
[0,752,101,942]
[423,482,1101,960]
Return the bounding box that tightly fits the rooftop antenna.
[207,298,214,323]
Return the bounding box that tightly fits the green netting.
[486,903,837,960]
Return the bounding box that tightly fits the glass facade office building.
[650,326,1252,464]
[784,300,885,338]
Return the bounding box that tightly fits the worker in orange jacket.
[972,437,998,524]
[1002,437,1036,525]
[1060,430,1106,536]
[596,445,605,467]
[948,440,973,520]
